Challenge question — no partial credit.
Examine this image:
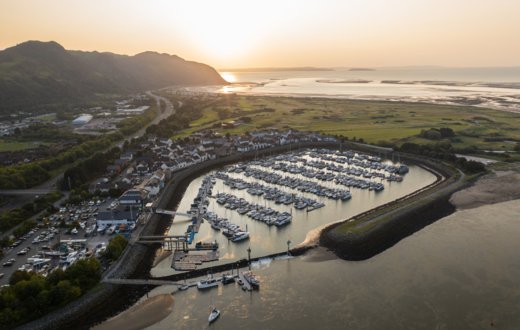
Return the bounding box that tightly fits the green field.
[174,94,520,153]
[0,140,45,152]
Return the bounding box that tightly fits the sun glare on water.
[220,72,237,83]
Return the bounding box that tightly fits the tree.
[439,127,455,138]
[46,268,66,286]
[48,280,81,306]
[64,258,101,291]
[105,235,128,261]
[9,270,32,286]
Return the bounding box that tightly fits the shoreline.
[188,85,520,114]
[318,154,477,261]
[18,141,481,329]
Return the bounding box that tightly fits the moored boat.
[222,273,235,284]
[195,241,219,251]
[208,307,220,323]
[197,278,219,289]
[231,231,249,242]
[242,271,260,289]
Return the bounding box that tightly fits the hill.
[0,41,226,113]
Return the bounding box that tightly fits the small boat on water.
[195,241,219,251]
[179,284,190,291]
[242,271,260,289]
[222,273,235,284]
[197,278,219,290]
[208,307,220,323]
[231,231,249,242]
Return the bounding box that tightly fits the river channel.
[130,199,520,330]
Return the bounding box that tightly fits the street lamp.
[287,240,291,255]
[247,246,251,270]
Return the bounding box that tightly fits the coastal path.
[103,278,185,287]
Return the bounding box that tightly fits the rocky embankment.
[319,154,475,261]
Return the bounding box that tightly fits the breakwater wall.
[319,153,476,261]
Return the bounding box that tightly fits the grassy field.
[0,140,45,152]
[174,94,520,152]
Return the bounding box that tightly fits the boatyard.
[150,148,434,277]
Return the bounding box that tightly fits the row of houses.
[93,129,336,226]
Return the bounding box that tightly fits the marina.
[151,148,437,277]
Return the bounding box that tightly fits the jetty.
[238,272,252,291]
[172,250,219,271]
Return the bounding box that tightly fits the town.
[0,127,338,285]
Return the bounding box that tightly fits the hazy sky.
[2,0,519,68]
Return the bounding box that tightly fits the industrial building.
[72,114,93,125]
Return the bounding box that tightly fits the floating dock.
[172,250,219,271]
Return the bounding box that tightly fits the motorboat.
[195,241,219,251]
[242,271,260,289]
[221,273,235,284]
[231,231,249,242]
[208,307,220,323]
[197,278,219,290]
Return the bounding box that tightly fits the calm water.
[151,152,435,277]
[192,67,520,112]
[140,199,520,330]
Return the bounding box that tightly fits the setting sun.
[219,72,237,83]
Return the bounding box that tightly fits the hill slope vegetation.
[0,41,226,113]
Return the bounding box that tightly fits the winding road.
[0,91,177,197]
[0,91,178,237]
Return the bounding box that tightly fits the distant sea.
[195,67,520,112]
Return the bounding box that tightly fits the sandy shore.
[91,294,174,330]
[450,170,520,210]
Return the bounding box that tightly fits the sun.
[220,72,237,83]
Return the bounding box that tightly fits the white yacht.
[231,231,250,242]
[197,278,219,290]
[208,307,220,323]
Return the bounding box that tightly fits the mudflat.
[450,171,520,209]
[92,294,174,330]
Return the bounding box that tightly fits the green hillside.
[0,41,226,113]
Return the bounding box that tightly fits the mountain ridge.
[0,40,226,113]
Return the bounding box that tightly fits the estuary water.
[193,67,520,112]
[136,200,520,330]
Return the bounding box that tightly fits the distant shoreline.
[219,67,334,72]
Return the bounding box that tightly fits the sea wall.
[319,153,476,261]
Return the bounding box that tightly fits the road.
[0,91,178,239]
[0,189,54,196]
[0,91,177,197]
